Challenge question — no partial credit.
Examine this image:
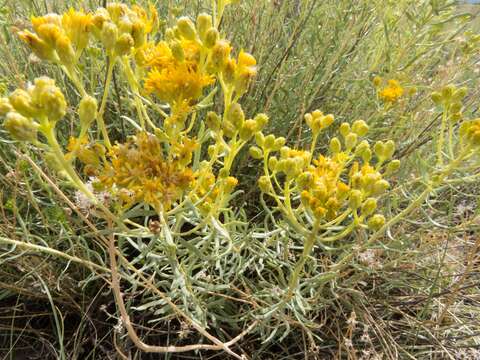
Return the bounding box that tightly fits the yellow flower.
[98,132,195,210]
[144,62,214,105]
[378,79,404,103]
[61,9,93,52]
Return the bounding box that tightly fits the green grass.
[0,0,479,359]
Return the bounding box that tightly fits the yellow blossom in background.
[378,79,404,103]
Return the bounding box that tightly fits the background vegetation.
[0,0,479,359]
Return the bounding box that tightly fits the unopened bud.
[349,189,363,209]
[206,111,221,131]
[9,89,36,118]
[352,119,369,136]
[197,13,212,41]
[368,214,385,230]
[115,33,134,56]
[177,17,197,40]
[345,133,358,150]
[204,28,219,48]
[339,122,350,138]
[227,103,244,128]
[170,40,185,62]
[56,36,76,66]
[4,112,38,142]
[78,95,97,128]
[329,137,341,154]
[101,22,118,53]
[249,146,263,159]
[361,198,377,216]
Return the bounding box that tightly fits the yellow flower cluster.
[1,77,66,142]
[375,78,404,103]
[141,14,257,114]
[97,132,195,210]
[18,3,158,66]
[191,164,239,215]
[143,40,215,105]
[460,119,480,147]
[254,110,400,231]
[431,84,467,123]
[18,10,92,65]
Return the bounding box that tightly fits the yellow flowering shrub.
[2,1,480,358]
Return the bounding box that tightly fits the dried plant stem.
[107,220,249,359]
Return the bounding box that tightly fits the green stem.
[42,122,96,201]
[436,109,448,166]
[286,221,320,299]
[98,58,116,148]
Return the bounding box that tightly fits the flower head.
[378,79,404,103]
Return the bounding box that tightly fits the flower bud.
[268,156,278,171]
[255,132,265,147]
[131,22,146,48]
[222,120,236,138]
[177,17,197,40]
[204,28,219,48]
[115,33,134,56]
[385,159,400,175]
[18,31,56,61]
[373,141,385,160]
[206,111,221,131]
[101,22,118,53]
[264,134,276,149]
[223,59,236,84]
[361,198,377,216]
[165,28,176,42]
[170,40,185,62]
[249,146,263,159]
[368,214,385,230]
[450,112,462,123]
[78,95,97,128]
[0,98,12,116]
[210,40,230,70]
[239,119,256,140]
[362,148,372,163]
[273,137,286,151]
[339,122,350,138]
[3,112,38,142]
[296,172,312,188]
[349,189,363,209]
[345,132,358,150]
[227,103,244,128]
[254,113,269,130]
[218,167,229,178]
[329,137,342,154]
[56,36,76,66]
[384,140,395,160]
[321,114,334,129]
[224,176,238,192]
[372,76,382,87]
[352,119,369,136]
[9,90,36,118]
[35,80,67,122]
[372,179,390,195]
[197,13,212,41]
[441,85,455,100]
[258,176,271,192]
[207,145,216,157]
